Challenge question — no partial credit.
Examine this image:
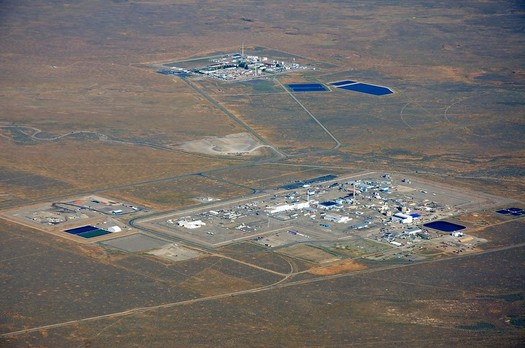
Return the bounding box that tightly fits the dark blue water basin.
[287,83,328,92]
[424,221,466,232]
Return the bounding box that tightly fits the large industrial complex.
[7,171,496,263]
[3,171,514,262]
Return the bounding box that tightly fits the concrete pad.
[100,233,168,252]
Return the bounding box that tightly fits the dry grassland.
[180,268,258,297]
[106,174,251,210]
[279,244,340,264]
[2,61,245,144]
[0,138,233,202]
[209,164,353,190]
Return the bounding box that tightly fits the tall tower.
[241,42,245,58]
[306,190,310,205]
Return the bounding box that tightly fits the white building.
[107,226,122,233]
[177,220,206,229]
[404,227,422,235]
[266,201,310,214]
[323,214,352,224]
[393,213,413,224]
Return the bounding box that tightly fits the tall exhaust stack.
[307,190,310,205]
[353,182,356,205]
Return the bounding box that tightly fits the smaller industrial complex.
[2,195,143,241]
[156,49,310,81]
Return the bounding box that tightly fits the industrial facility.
[136,171,500,260]
[157,49,309,81]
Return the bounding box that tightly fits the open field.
[105,174,253,210]
[217,242,309,274]
[218,86,339,153]
[1,0,524,346]
[0,138,238,208]
[278,244,341,264]
[207,163,357,190]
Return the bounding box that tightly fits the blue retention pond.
[287,83,328,92]
[496,208,524,216]
[496,210,511,215]
[65,225,111,238]
[157,70,190,77]
[337,83,393,96]
[319,201,338,207]
[424,221,466,233]
[78,229,111,239]
[65,225,98,235]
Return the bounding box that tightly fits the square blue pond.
[65,225,98,235]
[64,225,111,238]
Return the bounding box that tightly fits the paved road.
[275,78,342,150]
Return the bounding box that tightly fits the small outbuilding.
[108,226,122,233]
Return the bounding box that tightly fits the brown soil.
[307,259,367,275]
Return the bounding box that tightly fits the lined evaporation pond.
[330,80,393,96]
[65,225,111,239]
[423,221,466,233]
[157,70,191,77]
[287,83,329,92]
[496,207,525,217]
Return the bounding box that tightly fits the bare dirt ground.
[147,243,203,262]
[278,244,341,264]
[307,259,368,275]
[176,132,266,156]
